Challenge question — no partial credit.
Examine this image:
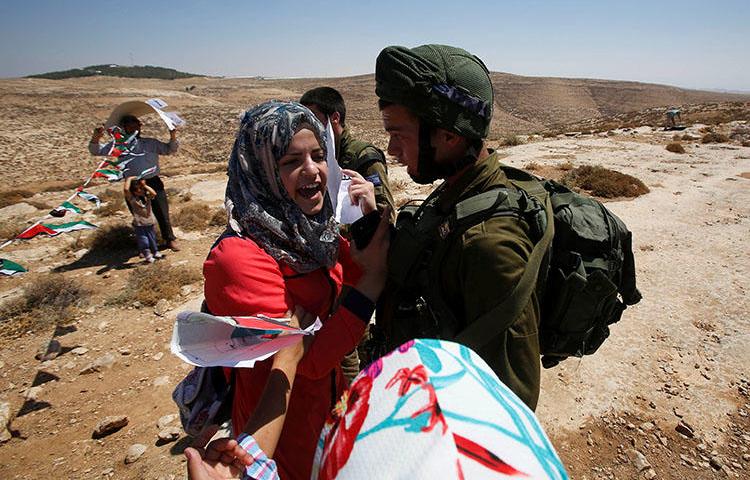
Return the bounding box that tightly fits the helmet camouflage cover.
[375,44,493,140]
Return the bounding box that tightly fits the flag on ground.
[17,221,97,240]
[76,190,101,208]
[50,201,83,218]
[0,258,26,276]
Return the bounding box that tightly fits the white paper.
[325,120,342,213]
[146,98,169,110]
[170,311,322,368]
[335,178,364,224]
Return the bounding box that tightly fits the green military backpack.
[387,165,642,368]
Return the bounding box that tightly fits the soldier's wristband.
[341,287,376,323]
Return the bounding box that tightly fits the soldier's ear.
[330,111,342,128]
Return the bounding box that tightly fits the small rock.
[97,321,109,331]
[132,301,142,309]
[80,352,116,375]
[154,299,170,317]
[85,306,96,315]
[0,402,11,443]
[648,401,656,409]
[24,385,43,401]
[152,352,164,361]
[672,406,684,418]
[680,453,695,466]
[157,413,179,430]
[125,443,147,464]
[153,375,170,387]
[709,456,723,470]
[644,468,657,479]
[35,339,62,361]
[742,453,750,462]
[180,285,193,297]
[70,347,89,356]
[157,426,181,443]
[627,449,651,472]
[101,467,114,476]
[696,443,708,453]
[118,347,131,355]
[640,421,655,431]
[675,420,695,438]
[93,415,128,438]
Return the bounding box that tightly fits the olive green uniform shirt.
[383,151,541,409]
[337,128,395,219]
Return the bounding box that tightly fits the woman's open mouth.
[297,182,322,199]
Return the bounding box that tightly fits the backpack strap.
[453,189,554,351]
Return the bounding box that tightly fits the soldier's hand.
[352,207,391,302]
[342,169,376,215]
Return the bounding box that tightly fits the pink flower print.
[385,365,428,397]
[319,374,373,480]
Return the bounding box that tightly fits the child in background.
[124,177,162,263]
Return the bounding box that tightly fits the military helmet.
[375,44,493,140]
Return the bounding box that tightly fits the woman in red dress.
[203,101,389,479]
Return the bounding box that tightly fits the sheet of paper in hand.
[170,311,321,368]
[106,98,186,131]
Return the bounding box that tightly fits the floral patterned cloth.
[312,339,568,479]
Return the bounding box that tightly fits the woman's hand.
[185,436,252,480]
[91,126,105,143]
[273,306,315,368]
[351,207,391,302]
[342,169,377,215]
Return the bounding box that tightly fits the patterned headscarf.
[225,101,339,273]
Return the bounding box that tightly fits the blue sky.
[1,0,748,90]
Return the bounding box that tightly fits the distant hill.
[27,64,199,80]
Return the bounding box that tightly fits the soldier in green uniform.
[300,87,395,217]
[374,45,542,409]
[300,87,396,383]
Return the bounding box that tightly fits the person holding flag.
[89,114,181,251]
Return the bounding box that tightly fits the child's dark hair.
[300,87,346,126]
[129,179,145,194]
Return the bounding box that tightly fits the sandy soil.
[0,76,749,479]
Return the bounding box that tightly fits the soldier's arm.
[444,215,541,408]
[358,148,396,222]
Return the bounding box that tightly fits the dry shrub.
[174,202,212,231]
[0,275,88,337]
[95,188,125,216]
[561,165,650,198]
[666,142,686,154]
[209,208,227,227]
[500,135,524,147]
[86,224,136,252]
[113,262,201,306]
[559,160,575,171]
[524,161,541,171]
[701,132,729,144]
[0,188,35,208]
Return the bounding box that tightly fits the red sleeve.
[338,237,363,285]
[204,236,368,380]
[203,236,290,318]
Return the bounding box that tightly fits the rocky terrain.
[0,75,749,479]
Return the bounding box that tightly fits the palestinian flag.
[17,221,97,240]
[0,258,26,276]
[76,190,101,208]
[93,168,123,182]
[107,126,139,158]
[50,201,83,218]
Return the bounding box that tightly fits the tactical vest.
[375,165,641,368]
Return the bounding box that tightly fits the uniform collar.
[336,128,352,161]
[436,150,506,214]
